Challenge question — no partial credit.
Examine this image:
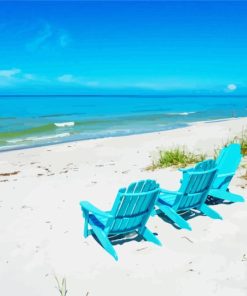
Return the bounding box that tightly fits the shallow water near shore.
[0,95,246,151]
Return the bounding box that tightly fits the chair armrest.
[178,167,193,173]
[80,201,113,218]
[179,167,193,183]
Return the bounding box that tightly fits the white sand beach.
[0,117,247,296]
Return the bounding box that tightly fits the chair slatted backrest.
[107,180,160,234]
[213,144,242,190]
[175,159,217,211]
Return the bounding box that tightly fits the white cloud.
[57,74,75,83]
[59,32,70,47]
[0,69,40,88]
[227,84,237,91]
[26,22,71,52]
[23,74,36,80]
[0,68,22,87]
[0,68,21,78]
[26,23,53,52]
[133,82,164,90]
[85,81,99,87]
[57,74,99,87]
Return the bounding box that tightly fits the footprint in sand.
[121,170,129,174]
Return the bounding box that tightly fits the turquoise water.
[0,95,246,151]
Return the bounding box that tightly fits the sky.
[0,1,247,95]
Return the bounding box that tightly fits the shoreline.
[0,116,246,154]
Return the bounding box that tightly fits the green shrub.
[147,147,206,170]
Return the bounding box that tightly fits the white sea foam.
[107,129,132,134]
[27,133,70,141]
[6,139,24,144]
[7,133,70,144]
[54,122,75,127]
[167,112,196,116]
[0,144,25,150]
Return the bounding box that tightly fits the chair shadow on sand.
[92,194,236,253]
[85,194,239,257]
[206,195,234,206]
[156,209,202,230]
[92,231,160,247]
[157,194,236,231]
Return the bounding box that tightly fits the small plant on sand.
[239,129,247,156]
[55,275,68,296]
[146,147,206,170]
[242,170,247,180]
[240,162,247,180]
[213,137,237,159]
[214,128,247,158]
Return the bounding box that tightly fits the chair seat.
[158,193,176,206]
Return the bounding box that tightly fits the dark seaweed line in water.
[0,122,190,152]
[0,123,57,140]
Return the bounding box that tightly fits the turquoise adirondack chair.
[80,179,162,260]
[208,143,245,203]
[155,159,222,231]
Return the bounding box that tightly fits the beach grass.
[54,275,68,296]
[240,162,247,180]
[214,128,247,158]
[147,128,247,171]
[242,170,247,180]
[239,129,247,156]
[147,147,206,170]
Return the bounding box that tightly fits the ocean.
[0,95,246,151]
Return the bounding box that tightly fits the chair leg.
[200,203,223,220]
[209,189,245,203]
[140,227,162,246]
[92,225,118,261]
[83,212,89,238]
[151,208,157,217]
[158,204,192,231]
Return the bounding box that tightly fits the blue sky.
[0,1,247,95]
